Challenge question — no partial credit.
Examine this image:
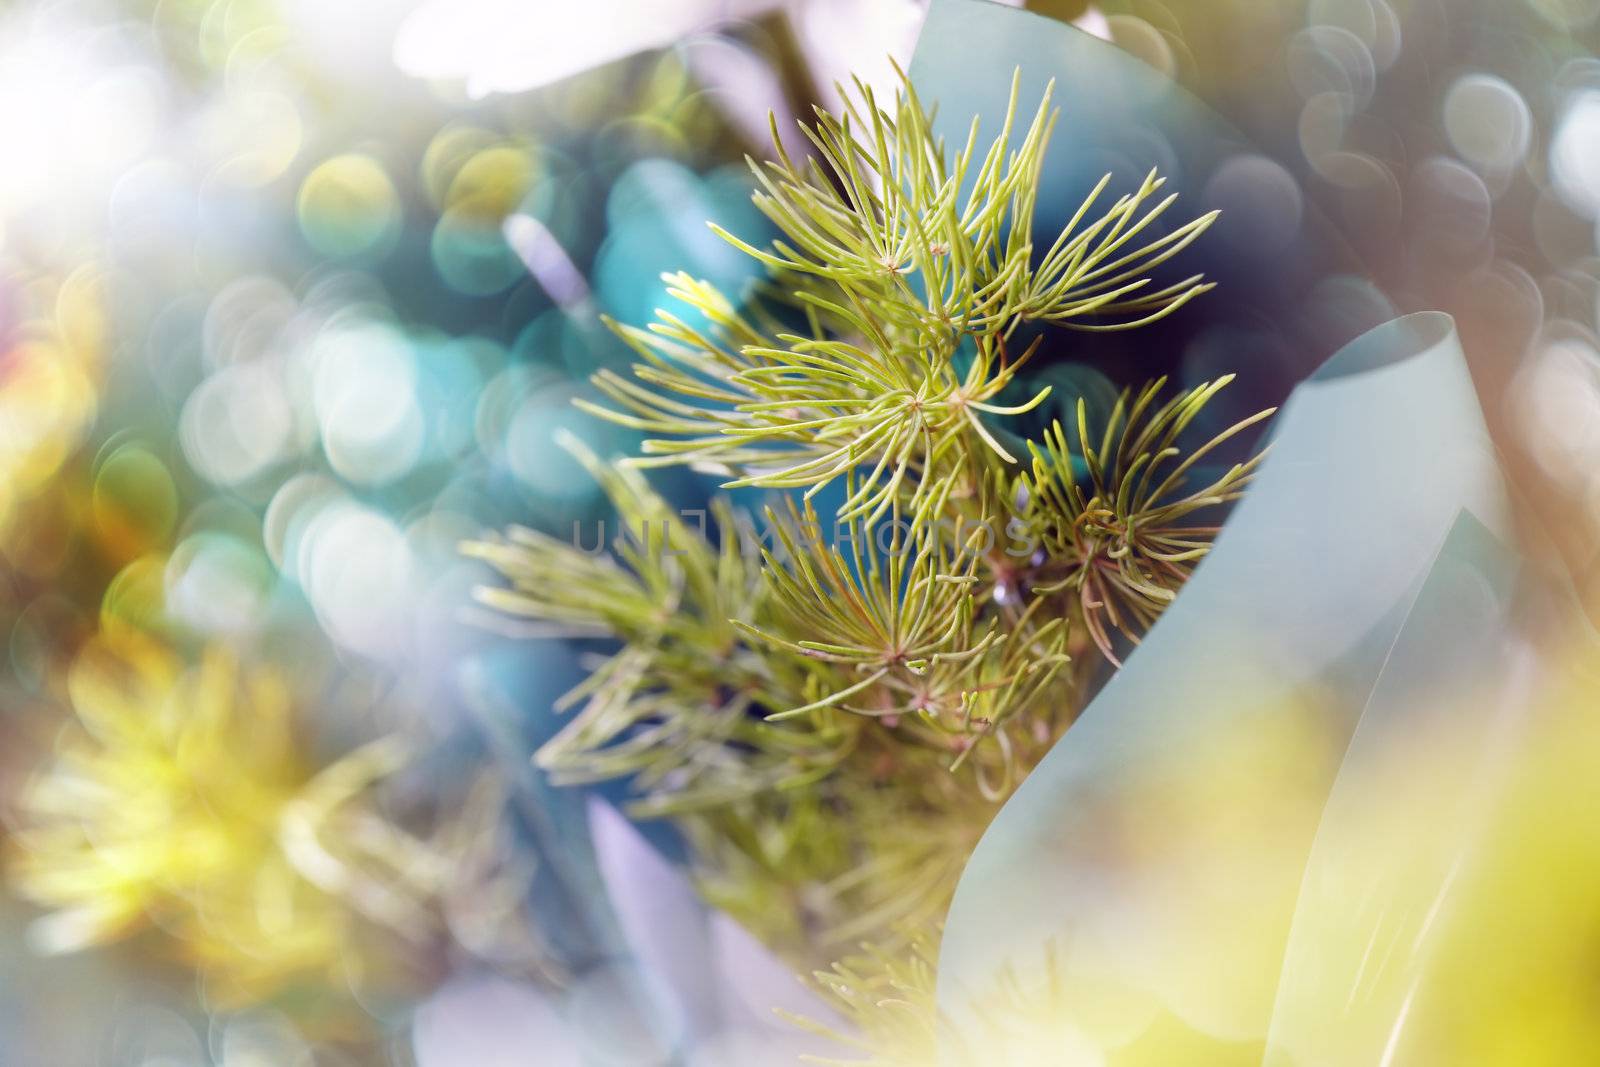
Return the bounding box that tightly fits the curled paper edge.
[936,310,1515,1060]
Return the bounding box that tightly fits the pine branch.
[466,66,1273,963]
[580,66,1218,523]
[1017,377,1275,662]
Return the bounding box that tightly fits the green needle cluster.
[465,67,1270,968]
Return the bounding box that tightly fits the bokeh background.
[2,0,1599,1063]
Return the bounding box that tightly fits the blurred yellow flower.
[8,630,421,1009]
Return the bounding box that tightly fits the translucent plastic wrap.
[910,4,1600,1063]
